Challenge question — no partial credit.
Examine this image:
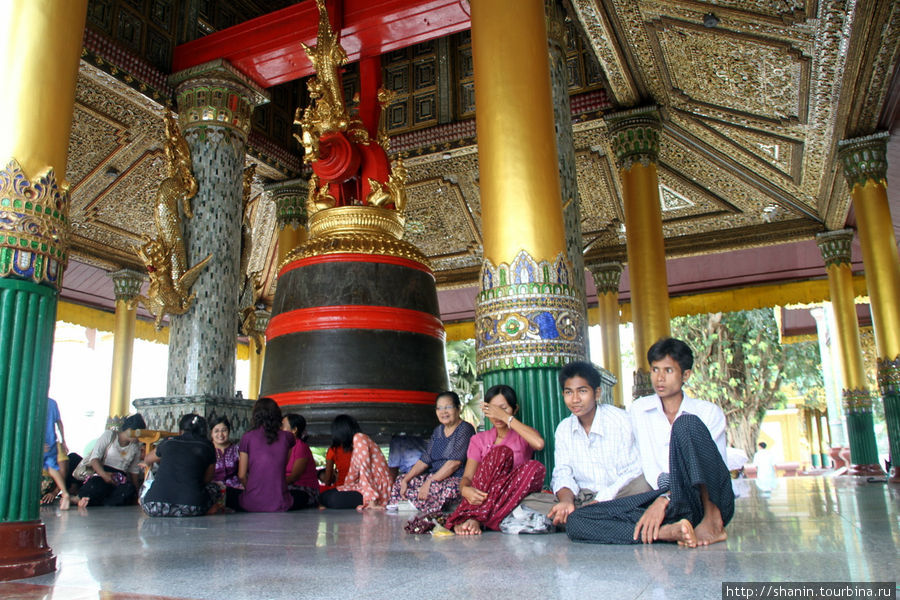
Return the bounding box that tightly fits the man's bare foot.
[694,486,727,546]
[77,496,90,510]
[453,518,482,535]
[59,493,71,510]
[693,508,727,546]
[657,519,697,547]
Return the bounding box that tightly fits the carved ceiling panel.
[647,18,809,123]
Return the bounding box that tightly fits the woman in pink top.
[283,413,319,508]
[446,384,546,535]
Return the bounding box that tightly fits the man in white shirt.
[567,338,734,548]
[520,361,649,527]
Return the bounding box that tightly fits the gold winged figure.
[132,112,211,329]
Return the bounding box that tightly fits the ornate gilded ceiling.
[63,0,900,313]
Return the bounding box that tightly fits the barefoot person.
[42,397,71,510]
[445,385,546,535]
[389,391,475,514]
[520,362,647,529]
[566,338,733,547]
[73,414,146,509]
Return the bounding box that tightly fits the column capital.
[109,268,146,302]
[837,131,890,189]
[169,59,270,138]
[816,229,855,268]
[0,159,69,289]
[265,178,309,229]
[604,105,661,170]
[588,261,624,294]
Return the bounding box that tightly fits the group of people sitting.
[53,337,734,547]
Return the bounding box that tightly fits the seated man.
[566,338,734,548]
[519,361,648,528]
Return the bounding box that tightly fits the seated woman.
[319,414,391,510]
[238,398,295,512]
[74,413,146,509]
[389,391,475,514]
[141,414,217,517]
[209,416,242,510]
[445,385,546,535]
[283,413,319,508]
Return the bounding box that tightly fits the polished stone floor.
[5,477,899,600]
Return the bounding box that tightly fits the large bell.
[260,206,449,444]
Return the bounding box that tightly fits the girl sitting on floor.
[445,385,546,535]
[73,413,146,509]
[141,413,218,517]
[283,413,319,508]
[319,414,391,510]
[238,397,295,512]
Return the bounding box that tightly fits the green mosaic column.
[816,230,882,474]
[838,133,900,481]
[167,60,269,397]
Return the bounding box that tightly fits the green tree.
[671,308,822,457]
[445,339,483,428]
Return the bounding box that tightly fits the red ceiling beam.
[173,0,472,88]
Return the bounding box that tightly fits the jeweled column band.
[0,162,69,290]
[816,229,881,474]
[838,132,900,480]
[476,250,585,374]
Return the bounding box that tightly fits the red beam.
[173,0,471,88]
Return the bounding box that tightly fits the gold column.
[838,132,900,480]
[471,0,566,265]
[588,262,624,407]
[107,269,146,426]
[246,309,270,400]
[605,107,670,397]
[816,230,882,474]
[266,179,309,267]
[0,1,87,180]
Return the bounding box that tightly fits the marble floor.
[4,477,899,600]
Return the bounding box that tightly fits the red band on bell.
[268,389,438,406]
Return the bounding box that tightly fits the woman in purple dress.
[210,416,242,510]
[237,398,295,512]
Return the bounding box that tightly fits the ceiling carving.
[60,0,900,314]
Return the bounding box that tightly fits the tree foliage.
[445,339,483,428]
[671,308,823,456]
